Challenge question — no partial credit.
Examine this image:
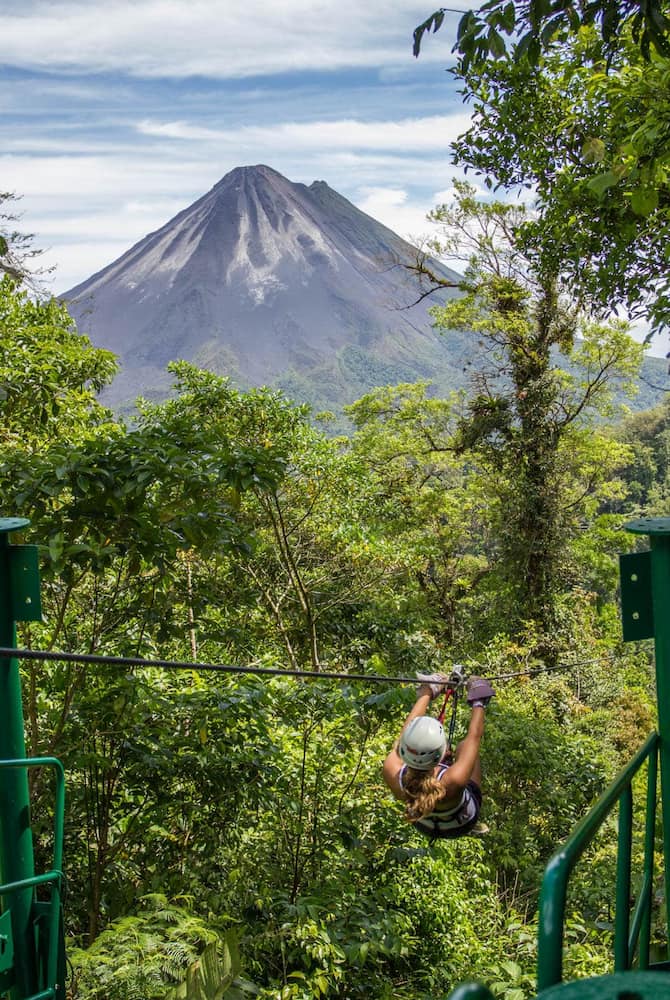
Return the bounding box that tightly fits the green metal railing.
[447,732,660,1000]
[0,518,46,1000]
[0,756,66,1000]
[536,731,659,992]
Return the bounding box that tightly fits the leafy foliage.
[414,0,670,333]
[407,183,641,636]
[70,895,252,1000]
[0,276,117,446]
[413,0,670,69]
[0,275,661,998]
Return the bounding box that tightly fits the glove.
[416,672,450,699]
[466,675,495,708]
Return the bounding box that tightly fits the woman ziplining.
[382,671,495,840]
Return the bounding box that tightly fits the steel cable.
[0,647,610,687]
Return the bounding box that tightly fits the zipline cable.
[486,661,607,683]
[0,647,611,687]
[0,647,420,685]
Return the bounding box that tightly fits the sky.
[1,1,664,355]
[1,0,474,295]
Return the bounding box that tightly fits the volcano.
[63,164,472,410]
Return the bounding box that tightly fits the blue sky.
[2,1,476,295]
[2,1,664,355]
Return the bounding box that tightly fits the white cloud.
[432,187,458,203]
[357,187,408,208]
[135,113,472,152]
[356,185,455,246]
[40,242,136,295]
[136,120,222,141]
[0,154,214,200]
[2,1,471,246]
[1,3,473,293]
[5,1,457,79]
[0,152,218,290]
[31,204,186,240]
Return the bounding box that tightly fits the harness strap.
[436,688,452,724]
[437,687,459,754]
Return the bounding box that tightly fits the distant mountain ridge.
[63,165,476,411]
[63,164,670,415]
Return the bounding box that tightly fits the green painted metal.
[625,517,670,937]
[635,743,658,969]
[536,732,658,993]
[447,984,495,1000]
[33,900,64,1000]
[0,519,38,1000]
[614,784,632,971]
[619,550,654,640]
[0,521,65,1000]
[8,547,42,624]
[0,758,65,1000]
[537,970,670,998]
[0,908,15,993]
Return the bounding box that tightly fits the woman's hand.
[415,672,450,699]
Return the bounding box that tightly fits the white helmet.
[398,717,446,771]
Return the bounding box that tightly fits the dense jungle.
[5,0,670,993]
[0,235,667,998]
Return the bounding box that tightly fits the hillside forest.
[6,3,670,991]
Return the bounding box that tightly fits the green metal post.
[625,518,670,937]
[614,785,633,971]
[0,517,37,999]
[638,746,658,969]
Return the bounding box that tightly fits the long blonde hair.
[402,767,445,821]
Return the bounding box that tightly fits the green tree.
[0,275,117,447]
[237,424,377,671]
[70,894,252,1000]
[136,368,388,672]
[0,248,649,999]
[346,382,491,648]
[413,184,639,637]
[414,0,670,70]
[611,396,670,510]
[415,3,670,332]
[2,356,287,938]
[451,30,670,331]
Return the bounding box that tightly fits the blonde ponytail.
[402,767,445,821]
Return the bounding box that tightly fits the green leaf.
[581,137,606,164]
[48,533,64,562]
[413,9,447,56]
[586,171,619,196]
[488,26,506,55]
[500,959,522,978]
[501,3,516,31]
[630,185,659,215]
